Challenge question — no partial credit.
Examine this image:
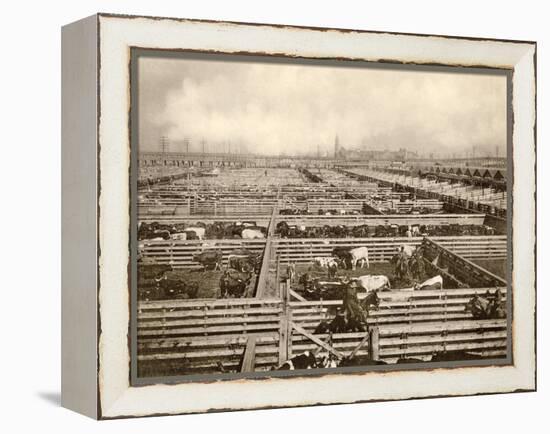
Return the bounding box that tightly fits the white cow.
[185,227,206,240]
[401,275,444,292]
[349,247,369,270]
[170,232,187,240]
[354,275,390,292]
[242,228,265,239]
[415,275,443,290]
[314,257,338,268]
[399,244,416,258]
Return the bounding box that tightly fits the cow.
[276,221,290,237]
[185,226,206,240]
[349,247,370,270]
[400,244,416,258]
[354,275,390,292]
[192,250,222,270]
[170,232,188,241]
[241,228,265,239]
[171,230,201,241]
[228,254,255,273]
[338,356,388,367]
[275,351,318,370]
[415,275,443,290]
[156,275,199,299]
[314,257,337,268]
[316,352,340,368]
[327,260,338,279]
[219,269,251,298]
[430,351,485,362]
[331,247,352,269]
[465,289,505,319]
[305,279,346,300]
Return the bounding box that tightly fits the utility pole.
[159,136,169,175]
[160,135,169,154]
[183,137,190,154]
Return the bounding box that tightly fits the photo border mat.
[95,13,536,419]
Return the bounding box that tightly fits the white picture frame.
[61,13,536,419]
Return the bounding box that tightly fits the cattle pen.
[135,165,510,378]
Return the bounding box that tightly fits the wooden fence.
[274,213,485,228]
[137,236,507,269]
[137,286,507,375]
[272,236,507,264]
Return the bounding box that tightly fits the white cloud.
[138,55,507,157]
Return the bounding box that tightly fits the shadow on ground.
[37,391,61,407]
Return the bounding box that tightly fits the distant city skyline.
[138,54,508,158]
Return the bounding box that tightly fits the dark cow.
[137,263,173,280]
[228,249,260,272]
[228,255,255,273]
[219,269,251,298]
[156,275,199,299]
[331,247,352,269]
[304,279,345,300]
[138,276,198,301]
[430,351,485,362]
[193,250,222,270]
[275,351,318,370]
[395,357,425,364]
[338,356,388,367]
[327,261,338,279]
[465,289,506,319]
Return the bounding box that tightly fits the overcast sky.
[137,54,507,158]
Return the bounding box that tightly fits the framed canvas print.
[61,13,536,419]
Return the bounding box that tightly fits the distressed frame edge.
[61,13,100,419]
[94,14,536,419]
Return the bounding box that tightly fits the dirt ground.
[139,268,258,299]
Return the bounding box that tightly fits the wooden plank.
[255,205,279,298]
[290,321,344,358]
[140,297,281,310]
[241,337,257,372]
[289,288,307,302]
[347,332,370,360]
[138,314,283,329]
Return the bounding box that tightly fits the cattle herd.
[138,220,496,242]
[136,166,508,375]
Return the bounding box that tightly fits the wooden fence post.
[241,336,257,372]
[368,327,380,361]
[278,279,290,365]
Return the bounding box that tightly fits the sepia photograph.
[131,50,511,381]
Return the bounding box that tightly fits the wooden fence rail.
[137,286,507,375]
[138,236,506,269]
[138,213,486,226]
